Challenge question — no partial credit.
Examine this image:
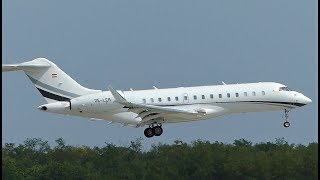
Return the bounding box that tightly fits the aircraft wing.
[108,86,204,125]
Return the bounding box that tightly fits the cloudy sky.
[2,0,318,148]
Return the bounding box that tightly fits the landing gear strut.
[144,123,163,138]
[283,109,290,128]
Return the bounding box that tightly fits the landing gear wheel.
[283,122,290,128]
[144,128,154,138]
[153,126,163,136]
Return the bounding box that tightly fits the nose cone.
[304,96,312,104]
[299,94,312,105]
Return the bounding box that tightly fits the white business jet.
[3,58,312,138]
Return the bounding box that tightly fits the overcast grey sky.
[2,0,318,148]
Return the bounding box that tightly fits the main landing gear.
[283,109,290,128]
[144,124,163,138]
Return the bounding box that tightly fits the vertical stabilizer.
[3,58,101,103]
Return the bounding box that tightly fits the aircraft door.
[183,93,189,104]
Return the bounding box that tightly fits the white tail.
[2,58,101,103]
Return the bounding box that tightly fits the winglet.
[108,86,128,104]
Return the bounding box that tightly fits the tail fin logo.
[52,73,58,78]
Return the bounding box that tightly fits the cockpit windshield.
[279,87,290,91]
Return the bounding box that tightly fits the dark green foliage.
[2,138,318,180]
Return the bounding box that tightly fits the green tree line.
[2,138,318,179]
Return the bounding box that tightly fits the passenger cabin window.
[158,98,162,102]
[202,95,205,99]
[167,97,171,101]
[175,97,179,101]
[150,98,154,103]
[219,94,222,98]
[252,91,256,96]
[235,93,239,97]
[193,95,197,100]
[142,99,146,103]
[244,92,247,96]
[184,96,188,101]
[262,91,265,95]
[210,94,213,99]
[227,93,230,98]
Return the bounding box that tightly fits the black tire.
[283,122,290,128]
[144,128,154,138]
[153,126,163,136]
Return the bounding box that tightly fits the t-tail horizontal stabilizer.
[2,61,51,72]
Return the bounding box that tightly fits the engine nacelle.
[38,101,70,114]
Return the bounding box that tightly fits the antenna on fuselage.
[222,81,227,85]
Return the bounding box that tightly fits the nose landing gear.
[144,123,163,138]
[283,109,290,128]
